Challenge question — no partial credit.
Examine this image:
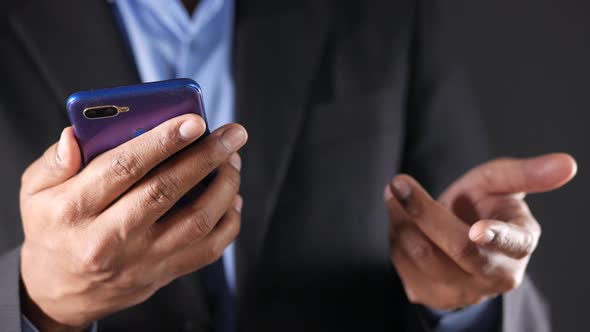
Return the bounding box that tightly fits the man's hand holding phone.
[19,114,247,331]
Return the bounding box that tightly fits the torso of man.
[0,1,550,331]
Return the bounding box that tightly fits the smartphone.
[66,78,209,165]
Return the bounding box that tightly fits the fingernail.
[383,184,393,201]
[179,119,202,140]
[474,229,495,244]
[229,153,241,170]
[234,195,243,213]
[221,127,247,151]
[57,130,67,162]
[392,178,411,201]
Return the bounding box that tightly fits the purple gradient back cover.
[66,79,209,164]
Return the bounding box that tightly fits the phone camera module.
[83,106,125,119]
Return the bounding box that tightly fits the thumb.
[21,127,82,195]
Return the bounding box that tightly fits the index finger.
[389,174,488,275]
[63,114,206,215]
[441,154,577,205]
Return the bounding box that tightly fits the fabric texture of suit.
[0,0,550,331]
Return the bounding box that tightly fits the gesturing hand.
[384,154,577,310]
[20,114,247,331]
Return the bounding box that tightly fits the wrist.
[20,278,86,332]
[19,246,87,332]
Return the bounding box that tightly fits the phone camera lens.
[84,106,119,119]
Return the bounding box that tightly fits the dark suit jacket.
[0,0,550,331]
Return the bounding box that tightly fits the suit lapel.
[233,1,331,289]
[8,0,139,109]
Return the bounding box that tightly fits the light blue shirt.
[23,0,499,330]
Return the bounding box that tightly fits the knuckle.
[42,148,61,173]
[115,270,138,290]
[53,197,84,224]
[398,227,431,260]
[198,148,221,174]
[408,242,431,261]
[77,246,110,273]
[477,164,497,189]
[110,151,143,182]
[222,167,241,192]
[115,267,152,291]
[143,175,180,211]
[478,157,517,190]
[156,128,180,157]
[187,208,215,237]
[74,232,125,275]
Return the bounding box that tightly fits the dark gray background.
[449,0,588,330]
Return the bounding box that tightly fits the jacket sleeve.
[0,246,24,332]
[430,298,500,332]
[0,246,100,332]
[401,1,551,331]
[502,276,550,332]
